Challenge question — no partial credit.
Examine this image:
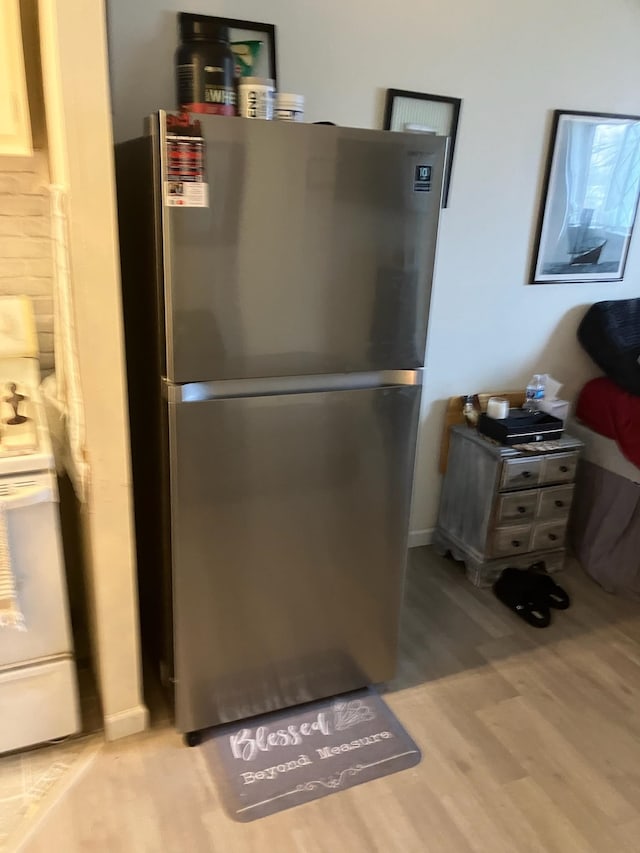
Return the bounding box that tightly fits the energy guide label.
[164,135,209,207]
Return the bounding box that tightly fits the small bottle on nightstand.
[524,375,545,412]
[462,394,480,427]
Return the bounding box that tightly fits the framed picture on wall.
[182,14,278,84]
[383,89,462,207]
[530,109,640,284]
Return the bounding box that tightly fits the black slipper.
[527,571,571,609]
[493,568,551,628]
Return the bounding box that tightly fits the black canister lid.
[179,13,230,42]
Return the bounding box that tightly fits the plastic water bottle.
[524,374,545,412]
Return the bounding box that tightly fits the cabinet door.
[0,480,73,667]
[0,0,32,156]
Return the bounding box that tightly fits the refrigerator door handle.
[163,369,423,403]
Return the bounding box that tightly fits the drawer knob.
[549,533,558,541]
[559,465,569,473]
[522,471,532,479]
[518,506,527,514]
[555,500,564,508]
[511,540,521,548]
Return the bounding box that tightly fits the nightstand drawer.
[542,452,579,485]
[491,524,532,557]
[497,490,538,523]
[500,458,543,490]
[537,484,574,520]
[531,519,567,551]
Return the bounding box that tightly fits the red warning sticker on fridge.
[164,115,209,207]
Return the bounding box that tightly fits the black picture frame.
[530,109,640,284]
[383,88,462,207]
[180,13,278,84]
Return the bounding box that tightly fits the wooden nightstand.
[433,425,583,587]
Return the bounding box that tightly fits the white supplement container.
[486,397,509,419]
[275,93,305,122]
[238,77,275,119]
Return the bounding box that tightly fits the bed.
[568,416,640,599]
[570,299,640,598]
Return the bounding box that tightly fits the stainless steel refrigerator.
[116,111,445,743]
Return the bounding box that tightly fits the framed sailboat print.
[531,110,640,284]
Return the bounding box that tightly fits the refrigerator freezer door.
[168,382,421,732]
[158,114,445,383]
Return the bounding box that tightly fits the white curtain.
[566,119,640,232]
[45,185,90,503]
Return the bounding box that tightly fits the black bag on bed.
[577,298,640,396]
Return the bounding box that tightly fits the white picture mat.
[534,114,640,283]
[389,97,454,135]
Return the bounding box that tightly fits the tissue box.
[538,398,571,421]
[536,375,570,421]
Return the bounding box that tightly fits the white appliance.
[0,296,80,753]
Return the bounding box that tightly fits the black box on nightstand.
[477,409,564,446]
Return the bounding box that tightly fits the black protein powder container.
[175,13,236,115]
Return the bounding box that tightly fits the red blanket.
[576,377,640,468]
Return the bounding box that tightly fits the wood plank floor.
[22,548,640,853]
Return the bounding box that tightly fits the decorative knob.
[559,465,569,473]
[522,471,531,479]
[549,533,558,541]
[518,506,526,514]
[511,540,521,548]
[555,500,564,508]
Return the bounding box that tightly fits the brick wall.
[0,152,54,372]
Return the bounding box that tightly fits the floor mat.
[0,735,99,851]
[200,687,421,821]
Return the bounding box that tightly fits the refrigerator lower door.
[168,381,421,732]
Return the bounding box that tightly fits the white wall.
[40,0,147,739]
[106,0,640,535]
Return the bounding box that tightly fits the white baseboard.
[408,528,434,548]
[104,703,149,741]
